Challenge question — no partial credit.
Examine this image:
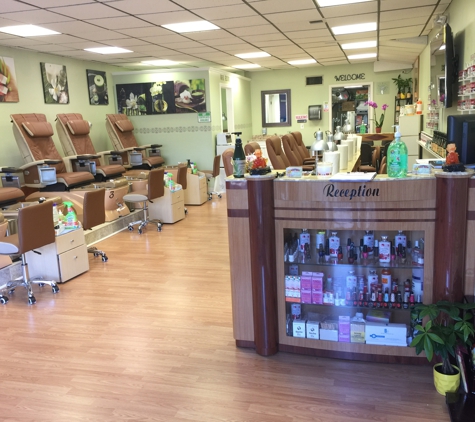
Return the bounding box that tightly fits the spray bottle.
[387,125,408,178]
[63,201,80,230]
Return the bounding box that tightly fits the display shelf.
[418,140,444,159]
[394,96,413,125]
[457,76,475,112]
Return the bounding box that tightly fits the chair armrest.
[303,158,316,164]
[19,160,61,169]
[145,144,163,149]
[103,150,122,156]
[0,166,23,174]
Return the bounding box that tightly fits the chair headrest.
[22,121,54,138]
[115,120,134,132]
[67,119,90,136]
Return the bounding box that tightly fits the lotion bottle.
[387,125,408,178]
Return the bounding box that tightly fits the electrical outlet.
[300,123,304,129]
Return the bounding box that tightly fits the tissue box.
[286,166,302,178]
[365,322,407,346]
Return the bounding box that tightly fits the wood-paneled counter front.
[226,172,474,363]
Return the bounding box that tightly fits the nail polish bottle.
[325,244,330,262]
[359,239,364,259]
[373,240,379,260]
[337,245,343,261]
[347,238,352,253]
[363,245,368,260]
[318,243,324,263]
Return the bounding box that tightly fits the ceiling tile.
[264,9,323,24]
[0,9,73,24]
[380,0,438,11]
[229,25,280,37]
[138,11,198,26]
[26,0,97,7]
[43,20,106,35]
[85,16,153,30]
[118,26,170,37]
[172,0,242,8]
[212,15,268,29]
[81,29,139,41]
[48,3,127,19]
[380,17,426,30]
[193,5,258,20]
[381,6,436,21]
[251,0,317,14]
[109,0,184,14]
[1,0,38,12]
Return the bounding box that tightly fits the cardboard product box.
[338,316,351,343]
[320,328,338,342]
[293,319,306,338]
[312,290,323,305]
[300,272,313,290]
[365,322,408,346]
[306,320,320,339]
[312,272,324,291]
[301,288,312,304]
[366,309,391,324]
[351,321,366,343]
[341,101,355,112]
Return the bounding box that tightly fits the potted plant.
[365,101,388,133]
[392,74,405,99]
[410,301,475,395]
[404,77,413,100]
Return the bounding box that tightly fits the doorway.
[329,82,373,134]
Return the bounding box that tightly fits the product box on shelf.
[306,320,320,339]
[301,289,312,304]
[285,275,301,302]
[338,316,350,343]
[365,322,408,346]
[293,319,306,338]
[320,320,338,342]
[350,320,366,343]
[301,272,313,290]
[366,309,391,324]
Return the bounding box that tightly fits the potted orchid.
[365,101,388,133]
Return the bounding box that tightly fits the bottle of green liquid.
[387,125,408,178]
[232,132,246,178]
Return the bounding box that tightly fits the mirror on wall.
[261,89,291,127]
[329,83,373,133]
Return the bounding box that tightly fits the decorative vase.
[375,127,382,133]
[433,363,460,396]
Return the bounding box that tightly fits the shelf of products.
[394,96,413,125]
[457,63,475,113]
[283,228,424,348]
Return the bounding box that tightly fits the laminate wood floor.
[0,196,450,421]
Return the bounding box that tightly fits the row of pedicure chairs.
[0,113,168,305]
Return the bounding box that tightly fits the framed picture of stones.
[87,69,109,105]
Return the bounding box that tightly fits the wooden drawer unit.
[26,228,89,283]
[185,172,208,205]
[149,187,185,224]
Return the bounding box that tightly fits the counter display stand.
[184,172,208,205]
[148,187,185,224]
[226,171,474,363]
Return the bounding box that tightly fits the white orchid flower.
[126,93,138,109]
[180,89,191,103]
[49,81,64,102]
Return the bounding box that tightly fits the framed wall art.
[87,69,109,105]
[0,56,19,102]
[40,62,69,104]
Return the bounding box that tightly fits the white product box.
[306,320,320,339]
[365,322,407,346]
[320,328,338,342]
[293,319,306,338]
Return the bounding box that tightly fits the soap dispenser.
[387,125,408,178]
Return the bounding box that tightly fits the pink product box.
[312,290,323,305]
[301,289,312,304]
[300,272,313,290]
[311,274,323,292]
[338,316,351,343]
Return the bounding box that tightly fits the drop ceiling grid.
[0,0,453,70]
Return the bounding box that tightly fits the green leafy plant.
[392,74,405,93]
[410,301,475,375]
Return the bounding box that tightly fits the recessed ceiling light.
[332,22,377,35]
[317,0,372,6]
[84,47,132,54]
[141,60,180,66]
[341,40,377,50]
[344,85,363,88]
[233,64,261,69]
[235,52,270,59]
[439,45,446,50]
[347,53,377,59]
[161,21,219,33]
[0,24,60,37]
[288,59,317,65]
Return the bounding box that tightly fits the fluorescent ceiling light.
[85,47,132,54]
[161,21,219,33]
[317,0,372,6]
[348,53,377,59]
[341,40,377,50]
[344,85,363,88]
[332,22,377,35]
[233,64,261,69]
[439,45,446,50]
[0,24,60,37]
[235,52,270,59]
[288,59,317,65]
[141,60,179,66]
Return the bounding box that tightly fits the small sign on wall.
[198,112,211,123]
[295,114,308,123]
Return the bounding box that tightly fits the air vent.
[220,74,229,82]
[306,76,323,86]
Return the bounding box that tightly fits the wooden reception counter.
[226,172,475,363]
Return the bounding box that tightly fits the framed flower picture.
[40,62,69,104]
[0,56,20,102]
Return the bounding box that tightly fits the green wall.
[0,45,124,168]
[248,63,407,146]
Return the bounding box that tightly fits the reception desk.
[226,171,475,362]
